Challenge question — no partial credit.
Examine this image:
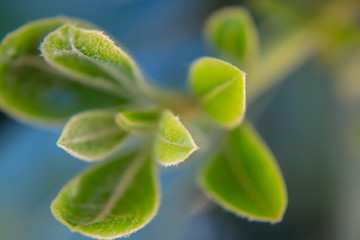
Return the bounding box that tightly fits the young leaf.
[199,122,288,223]
[51,151,160,239]
[189,57,246,129]
[115,109,160,133]
[153,110,198,166]
[0,17,126,125]
[41,24,145,98]
[204,7,259,70]
[58,109,128,161]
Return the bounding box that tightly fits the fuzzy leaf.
[204,7,259,70]
[115,109,160,133]
[153,110,198,166]
[0,17,126,125]
[199,122,288,223]
[58,109,129,161]
[189,57,246,129]
[51,151,160,239]
[41,24,145,98]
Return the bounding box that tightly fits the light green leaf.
[204,7,259,70]
[153,110,198,166]
[0,17,126,126]
[115,108,160,133]
[189,57,246,129]
[58,109,129,161]
[51,151,160,239]
[199,122,288,223]
[41,24,145,98]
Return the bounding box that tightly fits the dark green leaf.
[199,122,287,223]
[189,57,246,129]
[52,151,160,239]
[0,17,126,126]
[58,109,129,161]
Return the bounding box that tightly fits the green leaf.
[0,17,126,126]
[199,122,287,223]
[204,7,259,70]
[58,109,129,161]
[153,110,198,166]
[51,151,160,239]
[115,108,160,133]
[41,24,145,98]
[189,57,246,129]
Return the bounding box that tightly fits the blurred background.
[0,0,359,239]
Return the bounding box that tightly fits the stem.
[247,0,359,102]
[247,24,321,102]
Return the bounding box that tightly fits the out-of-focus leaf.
[58,109,129,161]
[41,24,145,98]
[199,122,288,223]
[51,151,160,239]
[0,17,126,126]
[153,110,198,166]
[115,108,160,133]
[204,7,259,70]
[189,57,246,129]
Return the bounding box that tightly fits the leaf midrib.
[201,76,237,103]
[82,153,146,226]
[11,55,130,100]
[156,133,194,149]
[224,146,274,216]
[48,51,135,98]
[60,126,123,144]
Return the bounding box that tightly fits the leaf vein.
[201,76,237,103]
[60,126,123,144]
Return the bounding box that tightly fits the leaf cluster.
[0,8,289,239]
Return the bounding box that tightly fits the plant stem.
[247,0,359,102]
[247,24,321,102]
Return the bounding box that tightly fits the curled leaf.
[153,110,198,166]
[52,151,160,239]
[199,122,288,223]
[0,17,126,126]
[41,24,146,98]
[58,109,129,161]
[189,57,246,129]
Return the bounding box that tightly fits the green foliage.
[57,109,129,161]
[51,151,160,239]
[0,17,126,126]
[204,7,259,71]
[115,108,160,133]
[1,1,358,238]
[11,2,357,236]
[41,24,145,98]
[189,57,246,129]
[199,123,287,223]
[153,110,199,166]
